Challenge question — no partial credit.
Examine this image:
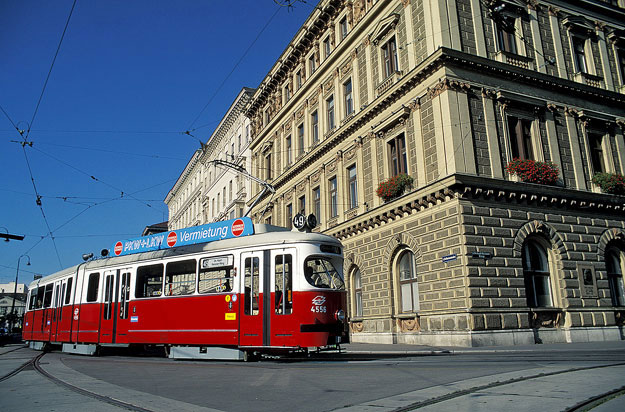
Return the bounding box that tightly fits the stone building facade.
[166,88,255,228]
[245,0,625,346]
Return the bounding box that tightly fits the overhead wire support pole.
[209,159,275,221]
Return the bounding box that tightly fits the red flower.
[505,159,559,185]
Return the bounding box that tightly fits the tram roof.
[28,224,341,288]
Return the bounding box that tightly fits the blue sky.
[0,0,313,285]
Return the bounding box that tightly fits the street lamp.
[9,254,30,332]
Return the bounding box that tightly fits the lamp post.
[9,254,30,332]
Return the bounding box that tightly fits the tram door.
[239,251,270,347]
[49,280,63,342]
[99,269,118,344]
[55,277,73,342]
[115,269,132,344]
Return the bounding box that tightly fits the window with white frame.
[297,123,305,156]
[326,95,335,130]
[617,47,625,86]
[572,35,589,74]
[323,36,331,59]
[522,237,554,308]
[388,133,408,176]
[347,164,357,209]
[507,115,535,160]
[496,15,519,54]
[264,152,272,180]
[352,267,363,317]
[344,78,354,116]
[340,17,348,40]
[309,54,316,75]
[396,249,419,313]
[298,195,305,214]
[311,110,319,143]
[588,131,606,174]
[381,36,399,78]
[328,176,338,218]
[606,245,625,307]
[286,203,293,229]
[296,70,302,90]
[313,186,321,222]
[286,135,292,165]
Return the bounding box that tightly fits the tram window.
[28,288,37,310]
[135,264,164,298]
[86,273,100,302]
[53,284,60,320]
[275,255,293,315]
[103,275,114,320]
[304,257,345,290]
[244,257,259,315]
[43,284,54,308]
[120,272,130,319]
[60,283,66,320]
[65,277,73,305]
[35,286,44,309]
[165,259,197,296]
[320,244,341,255]
[199,267,233,294]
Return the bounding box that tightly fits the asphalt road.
[58,344,625,411]
[2,342,625,412]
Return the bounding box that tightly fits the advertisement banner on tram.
[111,217,254,257]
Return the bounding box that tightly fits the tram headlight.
[334,309,345,322]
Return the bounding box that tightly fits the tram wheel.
[243,350,258,362]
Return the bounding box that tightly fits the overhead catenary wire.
[24,0,78,142]
[186,4,284,133]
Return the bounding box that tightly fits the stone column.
[564,108,588,190]
[481,89,503,178]
[548,7,568,79]
[402,0,416,70]
[410,101,427,187]
[544,105,564,181]
[469,0,487,57]
[364,38,374,106]
[596,24,615,91]
[528,4,546,73]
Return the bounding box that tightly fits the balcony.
[574,71,604,88]
[376,71,402,97]
[495,51,534,70]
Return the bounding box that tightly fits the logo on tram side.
[110,217,255,257]
[114,241,123,256]
[311,295,327,313]
[312,296,326,306]
[167,231,177,247]
[231,219,245,237]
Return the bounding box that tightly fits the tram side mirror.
[293,213,317,232]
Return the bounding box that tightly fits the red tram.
[22,218,348,359]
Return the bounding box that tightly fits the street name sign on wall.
[442,254,458,263]
[111,217,254,257]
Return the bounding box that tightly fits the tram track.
[389,361,625,411]
[31,353,158,412]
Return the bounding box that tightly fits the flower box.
[376,174,413,202]
[592,172,625,195]
[505,158,559,185]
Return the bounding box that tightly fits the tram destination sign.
[111,217,254,257]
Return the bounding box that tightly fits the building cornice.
[329,173,625,241]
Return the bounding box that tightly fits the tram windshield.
[304,257,345,290]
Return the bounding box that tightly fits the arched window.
[606,247,625,307]
[397,250,419,313]
[522,238,553,307]
[351,268,363,318]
